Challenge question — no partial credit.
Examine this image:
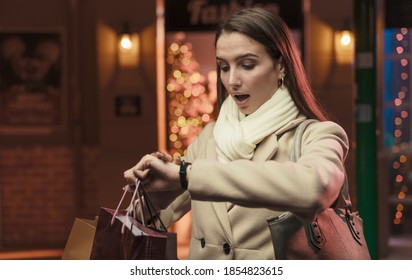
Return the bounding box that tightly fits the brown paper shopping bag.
[61,217,97,260]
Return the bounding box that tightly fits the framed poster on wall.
[0,29,66,134]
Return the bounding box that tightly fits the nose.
[228,69,241,88]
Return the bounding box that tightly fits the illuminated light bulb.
[170,43,179,52]
[177,116,186,127]
[401,110,408,118]
[393,161,400,169]
[191,119,199,126]
[400,155,407,163]
[183,90,192,98]
[120,34,132,50]
[340,30,352,46]
[202,114,211,122]
[169,134,178,142]
[398,191,406,199]
[401,59,408,66]
[174,108,182,116]
[180,45,189,53]
[396,174,404,183]
[190,72,201,83]
[181,126,189,135]
[401,27,408,35]
[173,70,182,79]
[396,34,404,41]
[397,46,404,54]
[167,83,175,92]
[174,141,182,149]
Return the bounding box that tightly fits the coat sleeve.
[156,123,215,227]
[187,121,349,219]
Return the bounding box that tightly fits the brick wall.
[0,145,99,249]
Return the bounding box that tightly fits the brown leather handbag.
[267,119,371,260]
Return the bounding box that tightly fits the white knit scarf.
[213,87,300,163]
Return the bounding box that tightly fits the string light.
[390,28,410,229]
[166,41,216,157]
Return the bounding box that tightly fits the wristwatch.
[179,160,191,190]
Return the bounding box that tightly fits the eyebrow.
[216,53,259,62]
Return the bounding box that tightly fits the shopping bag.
[90,207,167,259]
[61,217,97,260]
[90,180,168,259]
[138,183,178,260]
[163,231,178,260]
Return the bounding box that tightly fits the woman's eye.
[242,64,255,70]
[220,65,230,72]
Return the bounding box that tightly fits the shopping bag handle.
[139,184,167,232]
[116,179,168,232]
[112,179,143,229]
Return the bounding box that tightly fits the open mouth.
[233,94,250,102]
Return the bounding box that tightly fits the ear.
[277,56,286,78]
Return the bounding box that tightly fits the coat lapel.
[252,134,278,162]
[252,116,306,162]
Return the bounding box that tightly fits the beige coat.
[157,118,349,260]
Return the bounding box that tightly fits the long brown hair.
[214,7,329,121]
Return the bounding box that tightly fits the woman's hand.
[124,153,181,192]
[151,151,174,163]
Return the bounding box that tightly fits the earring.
[278,77,284,88]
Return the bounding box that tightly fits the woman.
[124,7,349,259]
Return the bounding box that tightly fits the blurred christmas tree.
[166,41,217,158]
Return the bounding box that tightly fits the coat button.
[200,238,206,248]
[222,243,231,255]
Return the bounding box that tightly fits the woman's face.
[216,32,284,115]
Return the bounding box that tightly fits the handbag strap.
[290,119,353,214]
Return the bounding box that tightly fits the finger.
[132,154,156,172]
[174,156,182,165]
[154,151,173,162]
[162,153,173,162]
[155,151,165,160]
[122,184,135,192]
[123,169,137,185]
